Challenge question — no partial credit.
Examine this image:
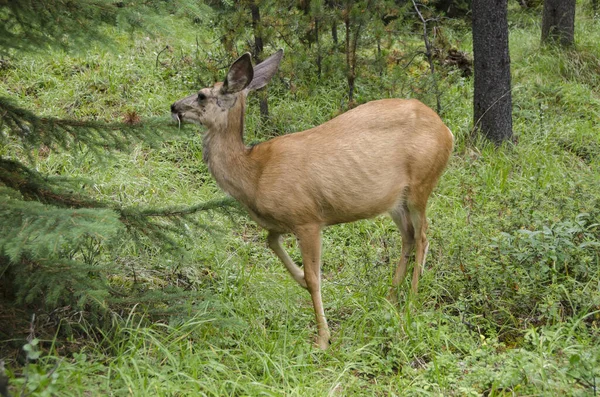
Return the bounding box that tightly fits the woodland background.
[0,0,599,395]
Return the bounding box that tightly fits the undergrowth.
[1,4,600,396]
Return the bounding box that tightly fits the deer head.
[171,50,283,129]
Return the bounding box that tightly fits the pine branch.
[0,0,229,315]
[0,0,215,55]
[0,158,239,255]
[0,158,104,208]
[118,197,240,252]
[0,0,117,54]
[1,158,239,309]
[130,198,238,218]
[0,192,122,264]
[0,97,176,155]
[0,156,238,216]
[11,256,112,308]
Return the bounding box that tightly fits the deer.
[170,50,454,349]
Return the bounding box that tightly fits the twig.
[400,51,427,69]
[0,360,11,397]
[128,197,237,218]
[20,314,37,397]
[412,0,441,113]
[27,314,36,343]
[155,45,170,68]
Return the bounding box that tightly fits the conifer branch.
[0,158,238,233]
[131,198,239,218]
[0,0,227,315]
[0,97,173,154]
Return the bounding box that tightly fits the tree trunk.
[250,1,269,119]
[472,0,513,144]
[332,21,338,44]
[315,17,322,77]
[541,0,576,46]
[250,3,263,61]
[327,0,339,44]
[343,0,370,106]
[344,7,356,104]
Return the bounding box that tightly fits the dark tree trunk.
[315,17,322,77]
[541,0,576,46]
[433,0,471,17]
[344,9,356,104]
[332,21,338,44]
[376,37,382,77]
[343,0,370,106]
[327,0,339,44]
[298,0,311,14]
[472,0,513,144]
[250,3,263,60]
[250,1,269,119]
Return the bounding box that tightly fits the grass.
[2,4,600,396]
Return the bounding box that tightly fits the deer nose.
[170,103,176,113]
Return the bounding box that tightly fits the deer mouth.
[170,102,183,122]
[171,111,183,129]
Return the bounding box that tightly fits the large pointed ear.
[222,53,253,94]
[246,49,283,92]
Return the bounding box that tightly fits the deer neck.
[202,99,258,204]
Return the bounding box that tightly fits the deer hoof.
[316,337,330,350]
[387,286,401,304]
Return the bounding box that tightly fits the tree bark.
[472,0,513,144]
[315,17,322,77]
[344,4,356,104]
[327,0,339,44]
[541,0,576,46]
[343,0,370,106]
[331,21,338,44]
[250,1,269,119]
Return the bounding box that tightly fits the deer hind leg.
[388,204,415,301]
[407,196,430,294]
[295,224,330,350]
[267,231,307,289]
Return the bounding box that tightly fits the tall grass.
[2,4,600,396]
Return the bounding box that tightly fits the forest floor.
[1,5,600,396]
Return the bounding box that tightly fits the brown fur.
[171,51,453,349]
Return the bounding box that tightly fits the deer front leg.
[295,224,330,350]
[267,231,308,289]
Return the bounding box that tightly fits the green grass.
[2,4,600,396]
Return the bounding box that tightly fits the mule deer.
[171,50,453,349]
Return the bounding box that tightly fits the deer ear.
[222,53,254,94]
[246,49,283,92]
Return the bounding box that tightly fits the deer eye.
[197,92,207,102]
